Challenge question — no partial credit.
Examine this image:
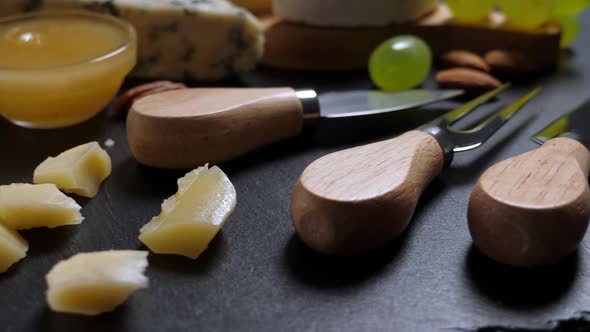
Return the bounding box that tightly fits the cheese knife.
[126,87,463,169]
[469,99,590,268]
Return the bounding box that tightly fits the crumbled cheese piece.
[46,250,149,315]
[0,183,83,230]
[34,142,111,198]
[0,224,28,273]
[104,138,115,147]
[139,165,236,259]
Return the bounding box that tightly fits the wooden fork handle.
[291,130,445,256]
[127,88,305,169]
[468,137,590,267]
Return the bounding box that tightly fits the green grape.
[369,35,432,92]
[498,0,553,29]
[553,0,590,16]
[555,15,580,48]
[446,0,497,22]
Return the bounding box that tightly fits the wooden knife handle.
[127,88,305,169]
[291,130,445,256]
[468,137,590,267]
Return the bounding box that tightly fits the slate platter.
[1,10,590,332]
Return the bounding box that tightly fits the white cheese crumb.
[104,139,115,147]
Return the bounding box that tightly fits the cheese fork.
[291,84,541,256]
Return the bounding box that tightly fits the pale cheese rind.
[0,224,28,273]
[0,183,83,230]
[273,0,437,27]
[41,0,264,80]
[46,250,149,315]
[34,142,112,198]
[231,0,271,14]
[139,165,236,259]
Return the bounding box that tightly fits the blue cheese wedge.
[30,0,264,80]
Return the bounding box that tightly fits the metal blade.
[318,89,464,119]
[532,99,590,146]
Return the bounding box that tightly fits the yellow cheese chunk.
[231,0,272,13]
[34,142,111,198]
[139,165,236,259]
[46,250,149,316]
[0,224,28,273]
[0,183,83,230]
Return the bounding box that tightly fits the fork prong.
[443,83,511,125]
[451,87,542,152]
[469,87,542,132]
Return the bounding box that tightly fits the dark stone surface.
[2,10,590,332]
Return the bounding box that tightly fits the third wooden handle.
[468,137,590,267]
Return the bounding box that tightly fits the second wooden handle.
[468,137,590,267]
[291,130,445,256]
[127,88,304,169]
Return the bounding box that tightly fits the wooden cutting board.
[261,3,561,71]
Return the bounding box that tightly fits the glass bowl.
[0,10,137,128]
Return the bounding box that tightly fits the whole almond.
[439,50,491,73]
[436,68,502,95]
[484,50,541,80]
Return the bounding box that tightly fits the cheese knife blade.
[297,89,464,119]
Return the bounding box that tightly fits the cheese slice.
[273,0,437,27]
[231,0,272,14]
[31,0,265,80]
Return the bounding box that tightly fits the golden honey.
[0,11,137,128]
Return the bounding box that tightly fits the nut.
[439,50,491,73]
[435,68,502,95]
[113,81,187,114]
[484,50,541,80]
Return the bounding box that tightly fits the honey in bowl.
[0,11,137,128]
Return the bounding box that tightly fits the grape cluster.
[446,0,496,22]
[551,0,588,47]
[445,0,588,48]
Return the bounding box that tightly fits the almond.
[113,81,187,114]
[439,50,491,73]
[484,50,541,80]
[435,68,502,95]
